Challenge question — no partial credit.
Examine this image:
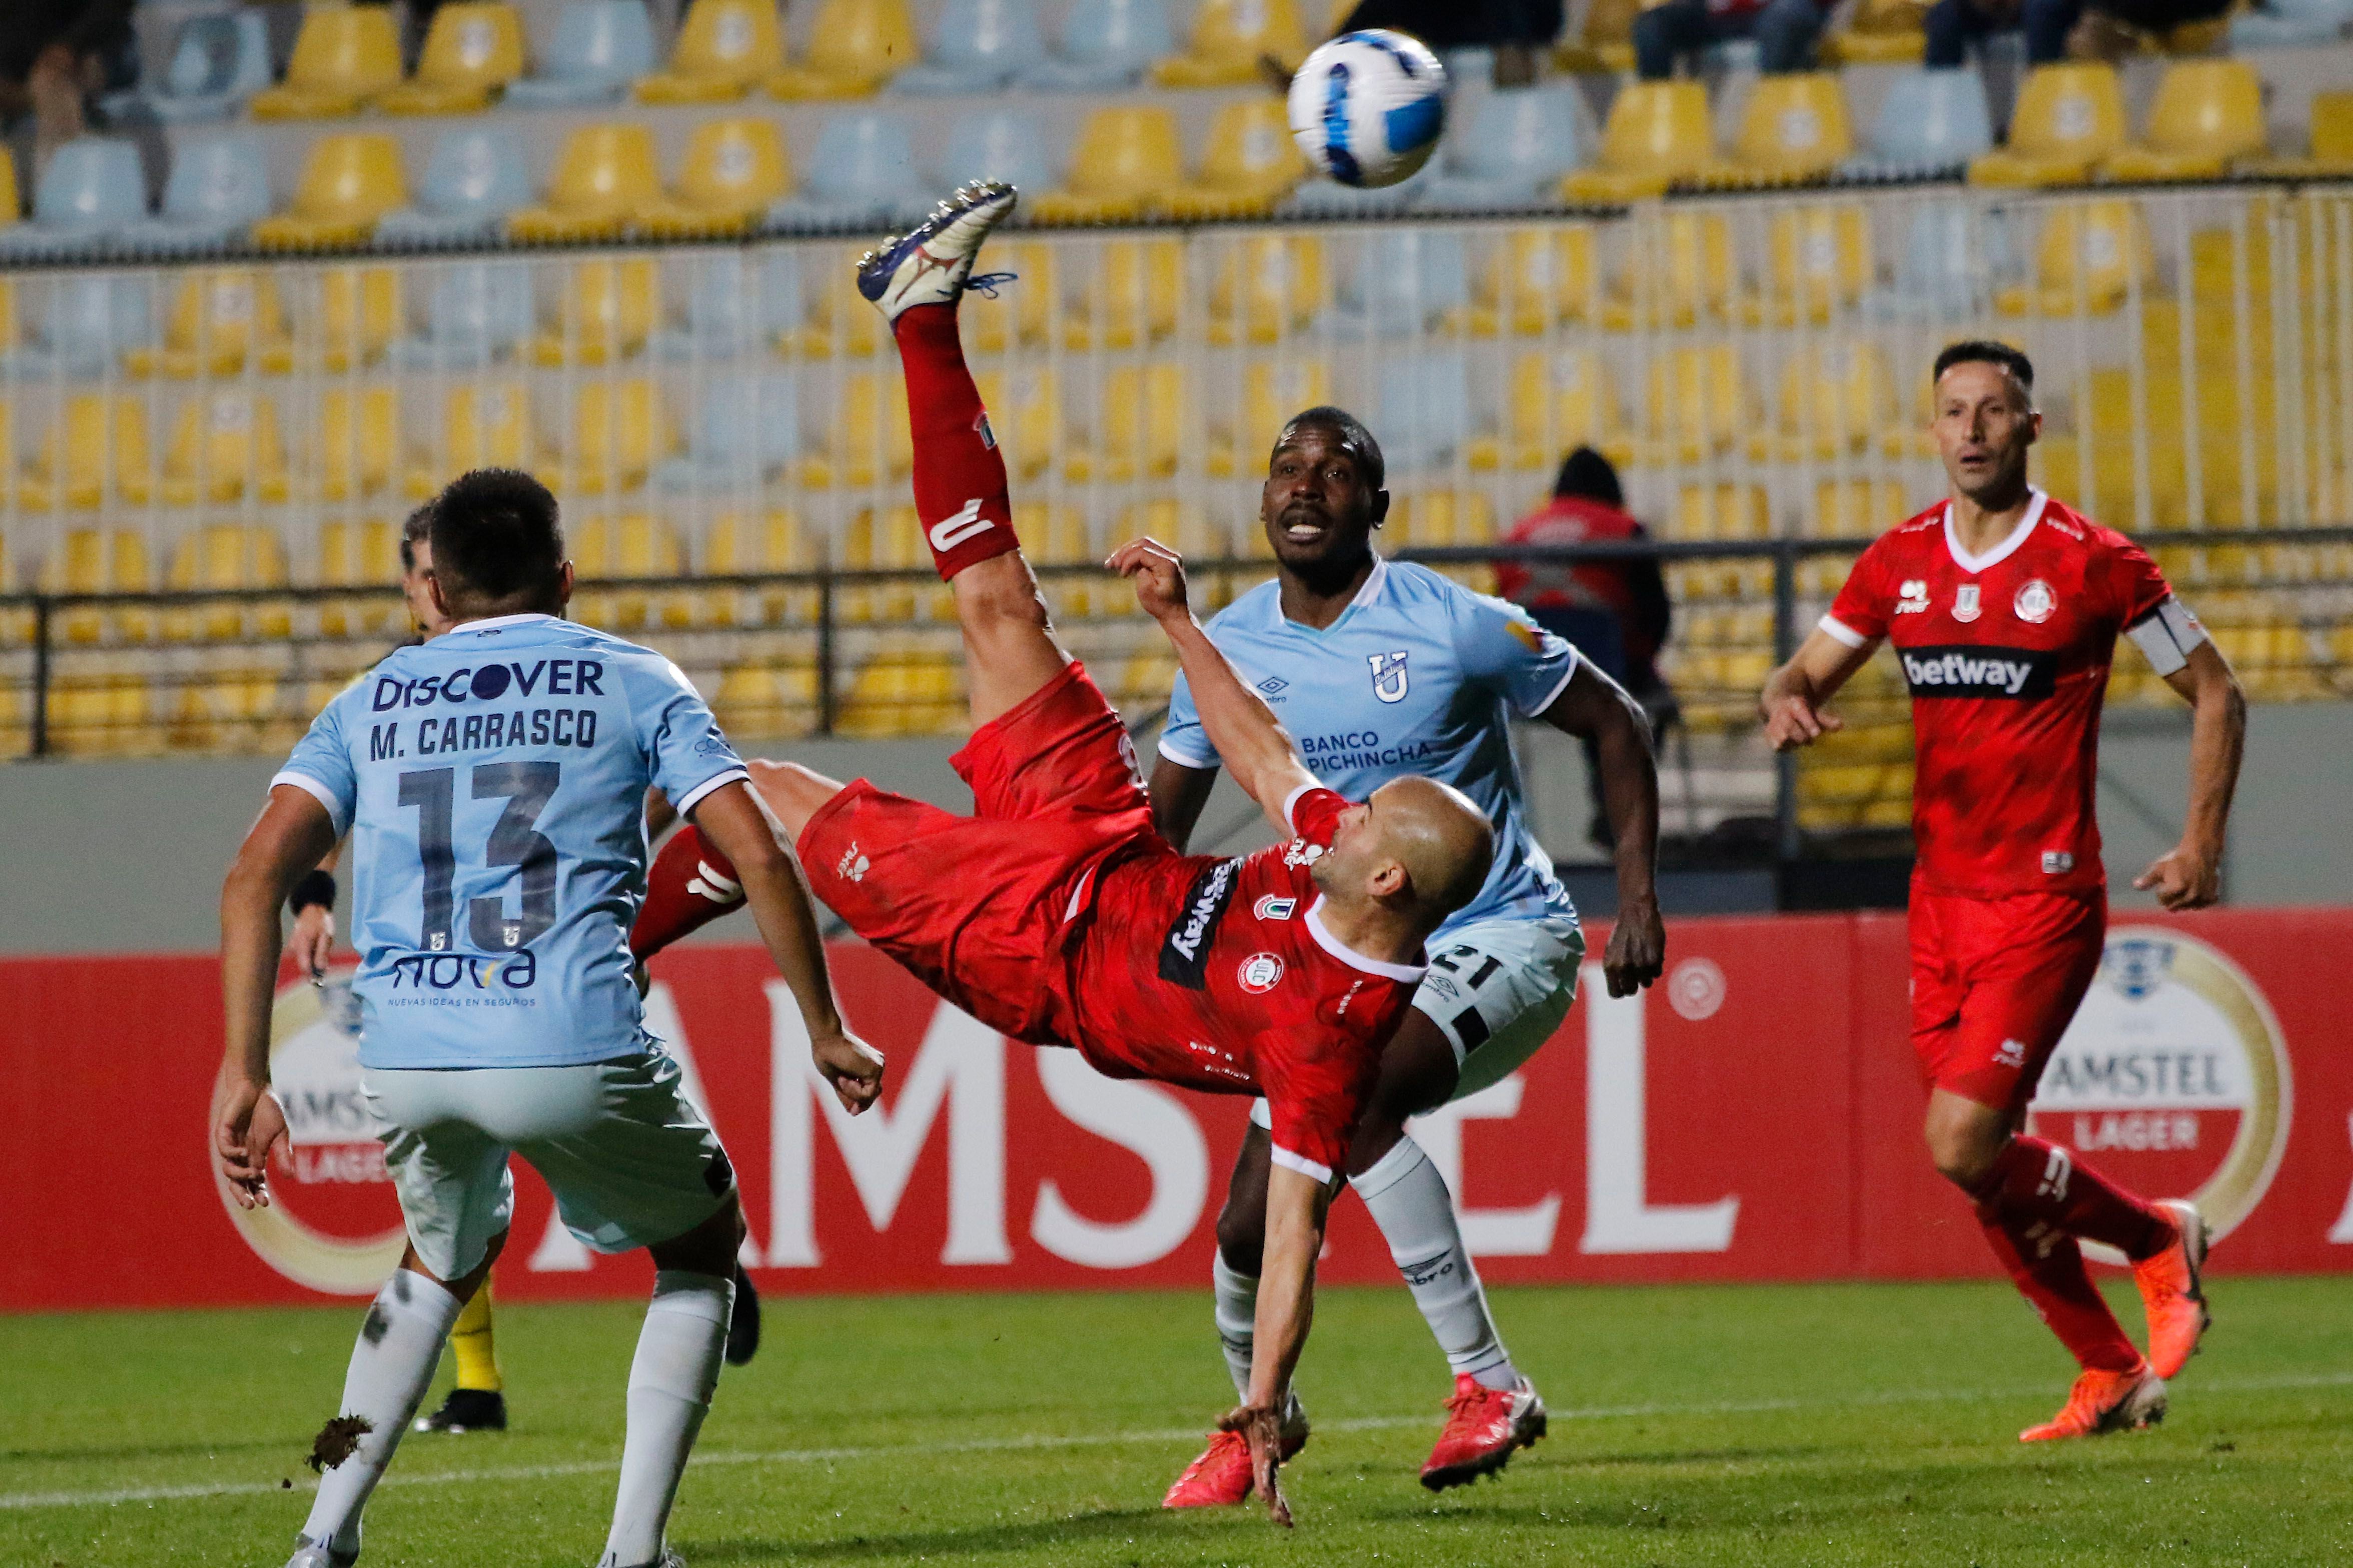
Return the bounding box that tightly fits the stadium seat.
[533,259,659,367]
[1419,84,1590,212]
[1823,0,1927,61]
[1509,348,1628,470]
[407,383,537,498]
[0,150,15,240]
[0,139,146,259]
[2102,61,2268,182]
[1874,198,2010,319]
[655,248,804,360]
[893,0,1042,93]
[638,0,785,102]
[1387,491,1499,591]
[1059,239,1180,350]
[955,237,1054,353]
[1206,234,1326,344]
[316,519,404,638]
[250,6,405,119]
[839,635,965,735]
[252,134,408,252]
[1844,67,1992,178]
[380,3,527,114]
[1605,209,1736,329]
[1563,81,1711,202]
[1747,204,1873,326]
[1968,63,2126,186]
[1770,341,1897,461]
[1641,344,1752,463]
[1472,227,1601,333]
[1206,357,1329,478]
[163,524,293,642]
[397,262,532,368]
[1553,0,1640,72]
[1339,229,1468,336]
[1714,73,1853,186]
[322,267,406,375]
[314,387,401,503]
[162,391,292,507]
[1164,98,1308,220]
[506,0,656,106]
[800,372,912,489]
[656,372,799,492]
[835,505,936,624]
[1020,502,1098,619]
[702,509,816,625]
[2243,88,2353,177]
[126,270,293,379]
[1152,0,1306,86]
[47,674,157,754]
[639,118,791,238]
[1376,353,1475,473]
[102,10,272,122]
[766,112,927,231]
[715,657,821,735]
[1066,364,1185,482]
[1021,0,1171,88]
[507,124,661,244]
[765,0,919,98]
[2,275,147,379]
[2000,200,2154,317]
[971,366,1062,476]
[937,109,1057,196]
[568,515,690,630]
[1028,107,1185,222]
[1674,482,1773,548]
[123,131,273,254]
[40,527,153,645]
[376,126,533,245]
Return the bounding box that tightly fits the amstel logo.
[214,971,408,1294]
[2028,927,2292,1260]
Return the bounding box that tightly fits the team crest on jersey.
[2014,579,2057,624]
[1368,650,1411,704]
[1254,894,1298,920]
[1953,583,1982,623]
[1896,579,1930,615]
[1238,953,1285,993]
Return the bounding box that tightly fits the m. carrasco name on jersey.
[1160,857,1240,990]
[1900,645,2058,700]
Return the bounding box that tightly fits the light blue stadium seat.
[1281,164,1432,218]
[892,0,1045,93]
[1018,0,1170,89]
[102,11,273,123]
[655,371,801,490]
[2230,0,2353,46]
[377,128,533,246]
[1376,353,1473,473]
[657,250,805,360]
[766,114,930,231]
[1338,230,1469,334]
[505,0,656,107]
[1844,68,1993,178]
[934,110,1056,194]
[1417,84,1589,211]
[120,131,272,255]
[0,275,156,378]
[0,140,148,259]
[394,263,533,368]
[1867,200,2016,320]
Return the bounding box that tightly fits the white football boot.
[285,1531,358,1568]
[855,180,1020,325]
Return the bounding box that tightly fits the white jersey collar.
[1305,896,1426,982]
[448,612,561,636]
[1942,489,2046,575]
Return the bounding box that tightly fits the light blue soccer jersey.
[273,613,748,1070]
[1159,558,1579,938]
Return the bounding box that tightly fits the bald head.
[1312,776,1493,936]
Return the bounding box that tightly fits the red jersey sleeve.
[2102,531,2175,629]
[1283,785,1351,847]
[1256,1025,1376,1183]
[1822,534,1899,647]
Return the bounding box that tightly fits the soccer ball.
[1286,30,1448,190]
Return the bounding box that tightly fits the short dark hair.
[1552,445,1624,507]
[1933,340,2035,399]
[428,469,564,610]
[398,505,434,573]
[1277,405,1386,492]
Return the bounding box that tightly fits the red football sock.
[1975,1135,2172,1262]
[1976,1212,2144,1373]
[893,303,1020,581]
[630,826,745,960]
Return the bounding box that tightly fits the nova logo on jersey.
[1159,857,1240,989]
[1899,645,2057,699]
[1367,650,1410,704]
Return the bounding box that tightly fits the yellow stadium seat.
[0,151,18,240]
[379,2,526,114]
[1163,99,1308,220]
[406,382,536,499]
[24,396,153,513]
[1564,82,1711,202]
[1022,503,1097,620]
[551,380,674,496]
[1606,209,1736,330]
[252,133,407,252]
[1473,227,1601,335]
[1060,238,1183,349]
[639,0,784,103]
[1118,497,1230,562]
[1387,491,1498,592]
[41,528,153,644]
[2248,88,2353,176]
[250,6,404,118]
[636,118,792,239]
[765,0,917,98]
[1067,365,1184,483]
[1969,63,2126,187]
[1207,235,1326,346]
[716,660,820,737]
[1747,204,1873,326]
[794,246,889,359]
[834,504,935,623]
[319,267,401,372]
[1769,341,1896,461]
[800,372,912,489]
[1716,73,1853,185]
[1823,0,1926,62]
[1153,0,1307,86]
[1639,344,1751,463]
[1029,108,1185,224]
[838,637,965,737]
[165,524,293,641]
[1208,358,1330,478]
[534,258,660,366]
[971,366,1062,478]
[1812,478,1913,539]
[48,674,156,755]
[127,270,293,379]
[1554,0,1640,72]
[162,391,291,507]
[2102,61,2267,183]
[569,514,690,630]
[960,239,1053,353]
[1676,482,1774,540]
[317,518,403,637]
[1509,349,1629,472]
[171,671,297,753]
[703,509,815,625]
[1999,200,2154,317]
[508,125,661,244]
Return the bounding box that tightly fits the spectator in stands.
[1500,448,1676,849]
[1923,0,2228,65]
[0,0,136,174]
[1634,0,1829,78]
[1331,1,1567,85]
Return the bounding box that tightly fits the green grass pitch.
[4,1276,2347,1566]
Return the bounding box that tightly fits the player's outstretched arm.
[2135,640,2245,910]
[1759,628,1877,751]
[1112,538,1317,839]
[690,780,884,1114]
[1540,663,1666,996]
[217,786,341,1209]
[1221,1162,1333,1528]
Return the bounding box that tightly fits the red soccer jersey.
[1059,787,1424,1181]
[1822,490,2188,898]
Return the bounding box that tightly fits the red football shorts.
[794,661,1153,1045]
[1909,887,2106,1116]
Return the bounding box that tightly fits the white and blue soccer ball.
[1287,31,1448,190]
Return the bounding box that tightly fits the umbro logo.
[1257,677,1289,696]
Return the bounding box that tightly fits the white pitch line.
[6,1369,2348,1515]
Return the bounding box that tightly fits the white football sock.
[1211,1249,1258,1401]
[300,1269,464,1555]
[1354,1134,1519,1390]
[600,1270,733,1568]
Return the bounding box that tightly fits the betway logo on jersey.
[1898,644,2057,700]
[1159,858,1240,990]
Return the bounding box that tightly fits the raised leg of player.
[630,826,748,961]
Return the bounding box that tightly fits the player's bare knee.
[649,1196,742,1278]
[1215,1204,1267,1275]
[952,557,1053,631]
[1925,1116,2004,1191]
